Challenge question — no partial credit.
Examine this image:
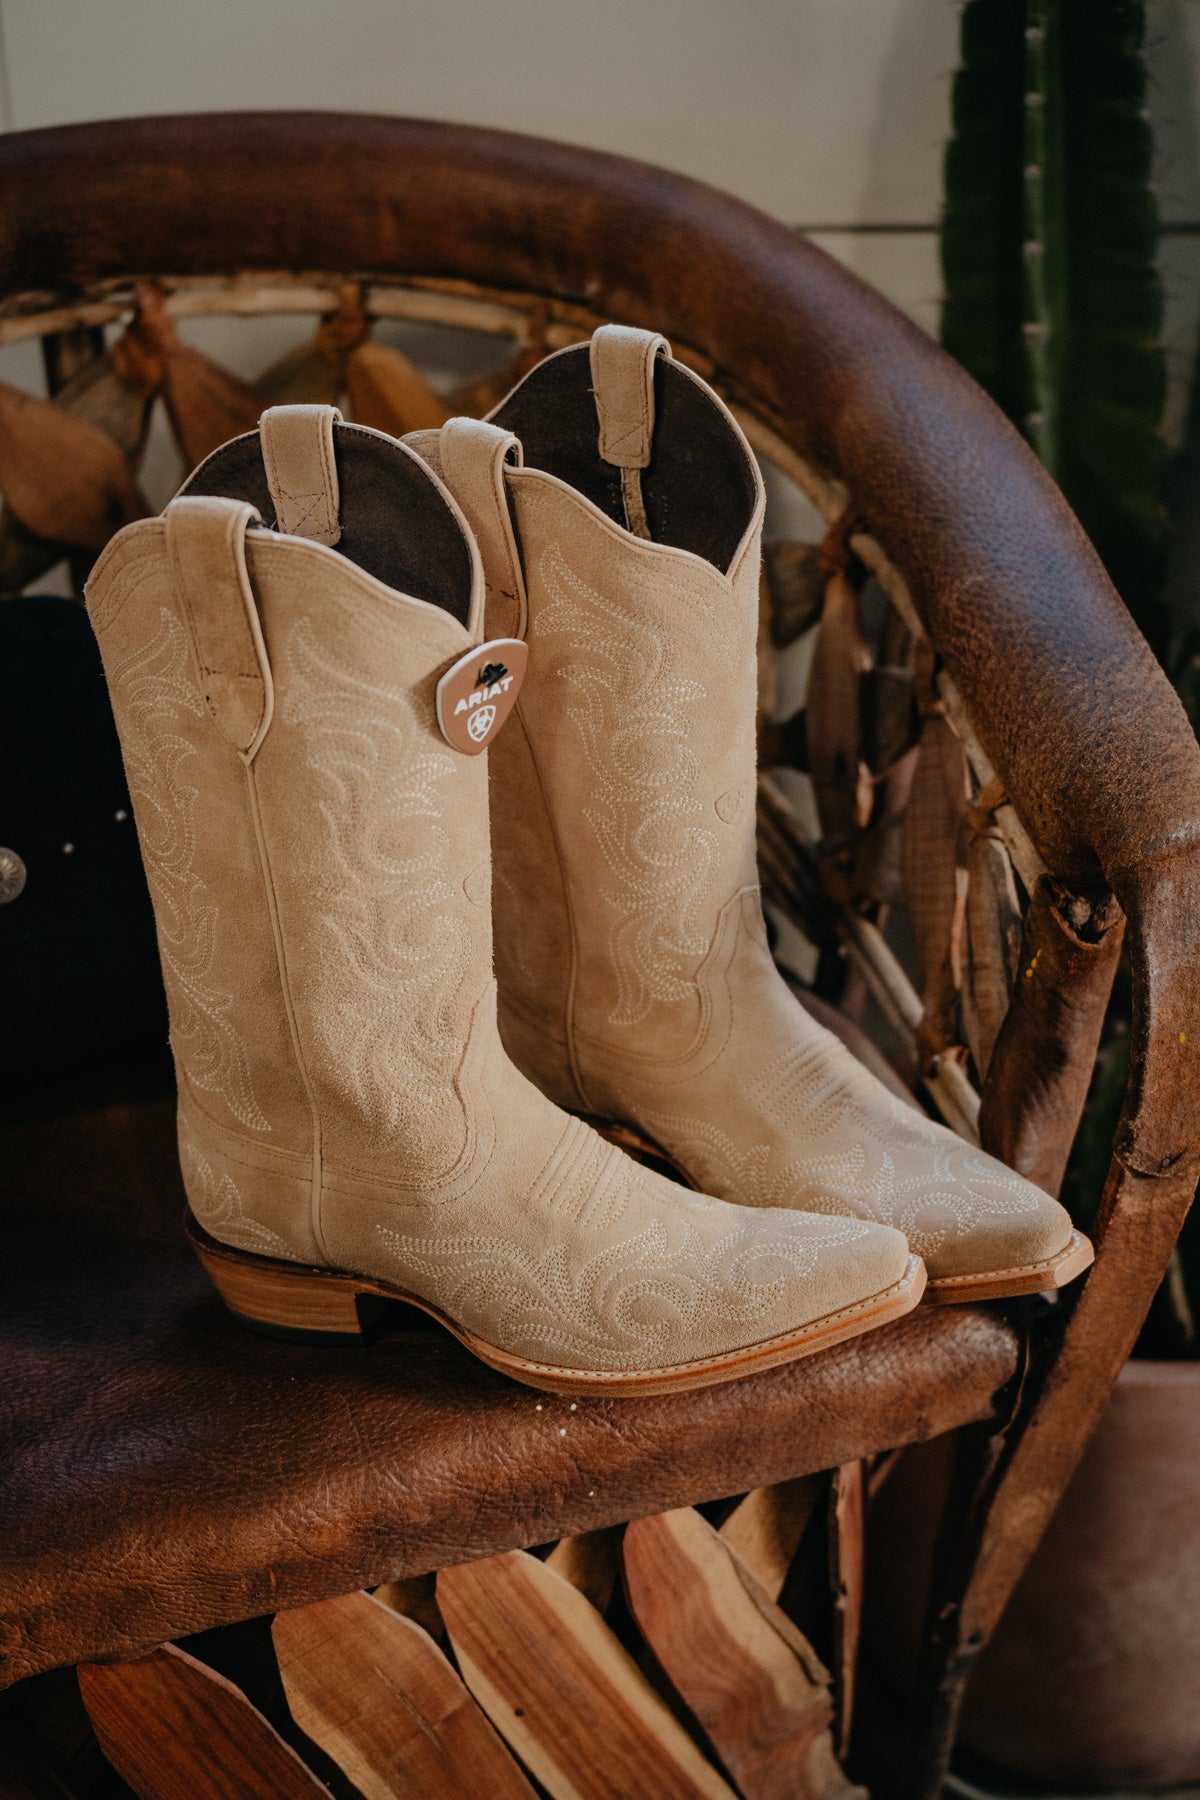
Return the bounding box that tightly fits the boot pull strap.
[439,417,527,638]
[260,404,342,546]
[589,325,669,469]
[165,495,273,761]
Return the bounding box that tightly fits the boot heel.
[185,1212,381,1344]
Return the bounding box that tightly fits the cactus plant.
[940,0,1197,1349]
[942,0,1167,654]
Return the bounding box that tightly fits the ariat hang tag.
[435,638,528,754]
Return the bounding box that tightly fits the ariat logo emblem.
[468,704,497,743]
[435,637,528,755]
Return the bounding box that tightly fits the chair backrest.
[2,111,1198,1391]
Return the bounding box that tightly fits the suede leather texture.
[86,429,912,1379]
[433,330,1076,1284]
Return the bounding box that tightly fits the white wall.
[2,0,1199,437]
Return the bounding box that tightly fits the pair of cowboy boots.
[86,325,1090,1398]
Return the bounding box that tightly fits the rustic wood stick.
[962,830,1023,1080]
[902,711,970,1034]
[924,1054,982,1144]
[763,539,823,650]
[756,776,825,941]
[373,1570,446,1644]
[0,380,145,550]
[41,322,106,394]
[979,878,1125,1196]
[0,278,531,344]
[822,890,981,1141]
[346,339,451,434]
[258,282,370,407]
[123,280,265,470]
[78,1644,327,1799]
[757,559,779,719]
[719,1477,824,1602]
[827,1465,864,1759]
[807,571,873,848]
[446,302,552,416]
[623,1508,865,1800]
[274,1590,536,1800]
[438,1549,735,1799]
[937,671,1047,896]
[544,1528,623,1615]
[57,337,158,465]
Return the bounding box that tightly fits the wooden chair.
[2,113,1199,1797]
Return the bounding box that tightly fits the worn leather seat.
[1,1097,1018,1684]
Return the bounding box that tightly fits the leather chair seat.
[0,1096,1019,1686]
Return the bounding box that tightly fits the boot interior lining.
[181,424,474,627]
[491,345,757,574]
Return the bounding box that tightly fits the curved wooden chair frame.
[3,114,1200,1795]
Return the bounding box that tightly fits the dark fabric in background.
[0,596,168,1105]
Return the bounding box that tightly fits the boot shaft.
[425,330,767,1077]
[88,411,499,1189]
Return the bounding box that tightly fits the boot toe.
[721,1208,914,1342]
[900,1151,1076,1284]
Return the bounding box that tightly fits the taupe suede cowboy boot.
[85,403,921,1396]
[416,328,1093,1303]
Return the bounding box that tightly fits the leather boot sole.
[185,1212,926,1398]
[920,1228,1094,1303]
[589,1121,1095,1306]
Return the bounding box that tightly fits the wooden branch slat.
[758,707,809,774]
[0,277,533,344]
[78,1643,327,1799]
[274,1589,537,1800]
[979,878,1125,1196]
[757,775,982,1139]
[763,539,823,650]
[902,712,970,1032]
[827,1464,864,1759]
[962,831,1023,1080]
[345,340,452,434]
[373,1570,446,1644]
[0,380,145,552]
[123,280,266,470]
[937,671,1048,896]
[756,776,825,942]
[623,1507,865,1800]
[718,1476,824,1602]
[862,664,917,777]
[56,336,158,465]
[757,559,778,719]
[438,1548,735,1800]
[258,282,370,407]
[544,1527,623,1614]
[806,571,872,848]
[924,1054,982,1145]
[0,505,66,597]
